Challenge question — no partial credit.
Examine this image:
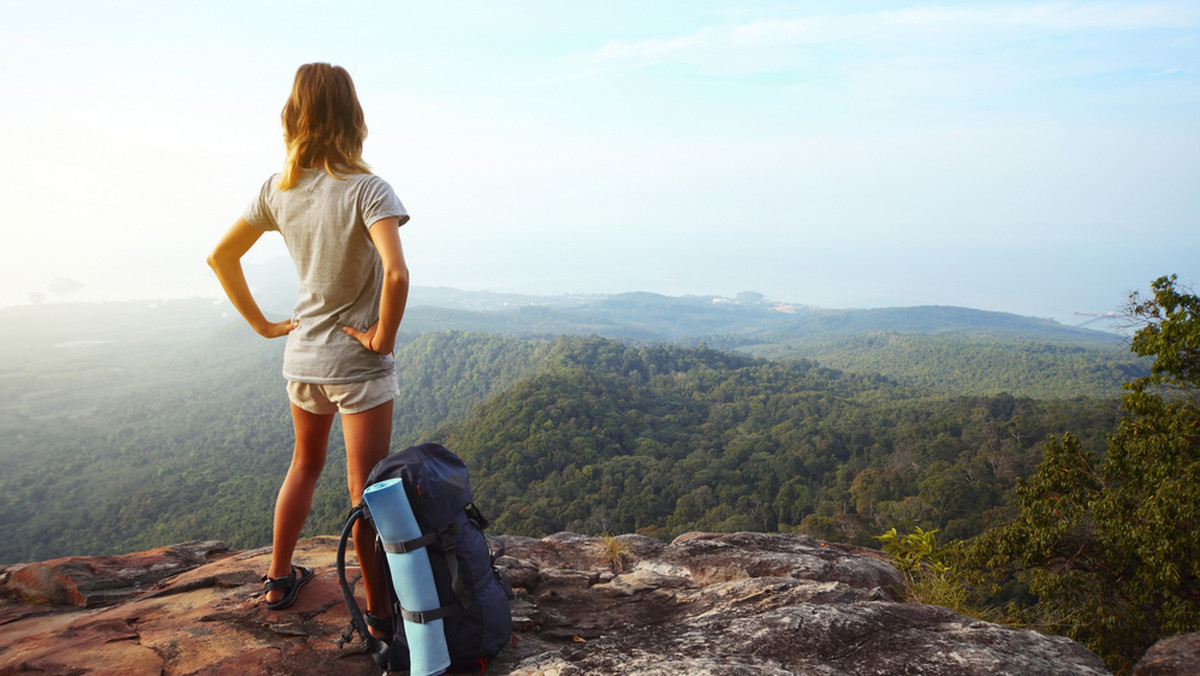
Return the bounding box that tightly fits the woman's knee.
[288,456,326,483]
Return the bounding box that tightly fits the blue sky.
[1,1,1197,325]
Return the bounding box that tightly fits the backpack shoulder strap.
[335,504,398,670]
[436,526,472,609]
[335,505,372,647]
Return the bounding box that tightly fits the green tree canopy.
[966,275,1200,673]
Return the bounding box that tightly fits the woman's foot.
[262,565,314,610]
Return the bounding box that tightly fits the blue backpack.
[336,443,513,673]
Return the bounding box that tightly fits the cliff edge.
[0,531,1140,675]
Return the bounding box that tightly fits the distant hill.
[240,259,1126,341]
[409,291,1142,399]
[775,304,1117,340]
[0,287,1143,407]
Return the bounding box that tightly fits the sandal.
[262,565,314,611]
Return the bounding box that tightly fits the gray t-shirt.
[244,168,409,384]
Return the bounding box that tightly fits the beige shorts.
[287,374,399,415]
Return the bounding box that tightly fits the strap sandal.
[262,565,314,611]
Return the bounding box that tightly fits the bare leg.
[266,403,334,604]
[342,399,393,636]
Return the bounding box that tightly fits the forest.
[434,336,1119,545]
[2,282,1192,671]
[0,291,1133,564]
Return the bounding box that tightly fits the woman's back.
[244,167,408,383]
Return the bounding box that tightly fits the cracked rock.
[0,531,1119,675]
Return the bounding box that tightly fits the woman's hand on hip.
[259,318,299,339]
[343,321,391,354]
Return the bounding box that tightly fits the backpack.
[336,442,513,674]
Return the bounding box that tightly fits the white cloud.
[594,31,715,61]
[593,3,1198,69]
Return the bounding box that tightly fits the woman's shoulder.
[255,171,286,194]
[345,172,399,199]
[248,172,286,205]
[345,171,393,189]
[347,172,405,223]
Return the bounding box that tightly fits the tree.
[966,276,1200,673]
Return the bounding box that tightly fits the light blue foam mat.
[362,477,450,676]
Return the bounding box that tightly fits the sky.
[1,1,1197,326]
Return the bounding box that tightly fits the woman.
[207,63,406,637]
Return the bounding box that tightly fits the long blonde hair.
[277,63,370,190]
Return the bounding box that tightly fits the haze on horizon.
[1,1,1196,327]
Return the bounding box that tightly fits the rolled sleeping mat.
[362,477,451,676]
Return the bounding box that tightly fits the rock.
[0,531,1112,675]
[497,532,1107,676]
[647,531,902,590]
[0,536,375,676]
[0,540,228,607]
[1133,631,1200,676]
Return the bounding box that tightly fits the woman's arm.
[207,218,298,338]
[343,216,408,354]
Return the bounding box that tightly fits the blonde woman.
[208,63,406,635]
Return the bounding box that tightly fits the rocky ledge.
[0,531,1181,675]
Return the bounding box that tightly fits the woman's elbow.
[385,264,410,288]
[207,246,240,274]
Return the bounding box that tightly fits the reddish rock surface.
[1,537,377,675]
[1133,631,1200,676]
[2,540,229,609]
[1,531,1118,675]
